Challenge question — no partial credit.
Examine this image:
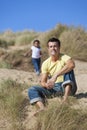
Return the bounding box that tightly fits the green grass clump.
[60,27,87,61]
[0,24,87,61]
[0,61,12,68]
[0,79,28,130]
[36,100,87,130]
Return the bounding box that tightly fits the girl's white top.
[31,46,41,58]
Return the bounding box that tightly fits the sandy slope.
[0,60,86,92]
[0,60,87,129]
[0,69,40,85]
[74,60,87,93]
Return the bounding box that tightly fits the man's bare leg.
[33,101,45,116]
[63,84,71,102]
[36,101,45,109]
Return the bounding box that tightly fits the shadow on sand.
[75,92,87,99]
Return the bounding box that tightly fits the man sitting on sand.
[28,37,77,113]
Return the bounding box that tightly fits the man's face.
[48,42,60,56]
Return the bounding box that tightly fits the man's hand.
[41,73,57,89]
[47,76,56,89]
[46,79,54,89]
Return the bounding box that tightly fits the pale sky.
[0,0,87,32]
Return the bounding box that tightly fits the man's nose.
[52,46,55,49]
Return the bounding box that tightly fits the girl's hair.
[33,39,40,44]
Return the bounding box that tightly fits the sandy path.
[0,69,40,85]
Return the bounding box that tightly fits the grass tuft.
[0,79,28,130]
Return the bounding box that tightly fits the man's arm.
[40,73,47,87]
[49,59,75,83]
[41,73,54,89]
[56,58,75,76]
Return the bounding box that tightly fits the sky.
[0,0,87,32]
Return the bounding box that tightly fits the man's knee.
[63,70,77,95]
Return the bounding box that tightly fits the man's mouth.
[51,50,56,55]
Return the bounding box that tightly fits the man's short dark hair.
[47,37,61,47]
